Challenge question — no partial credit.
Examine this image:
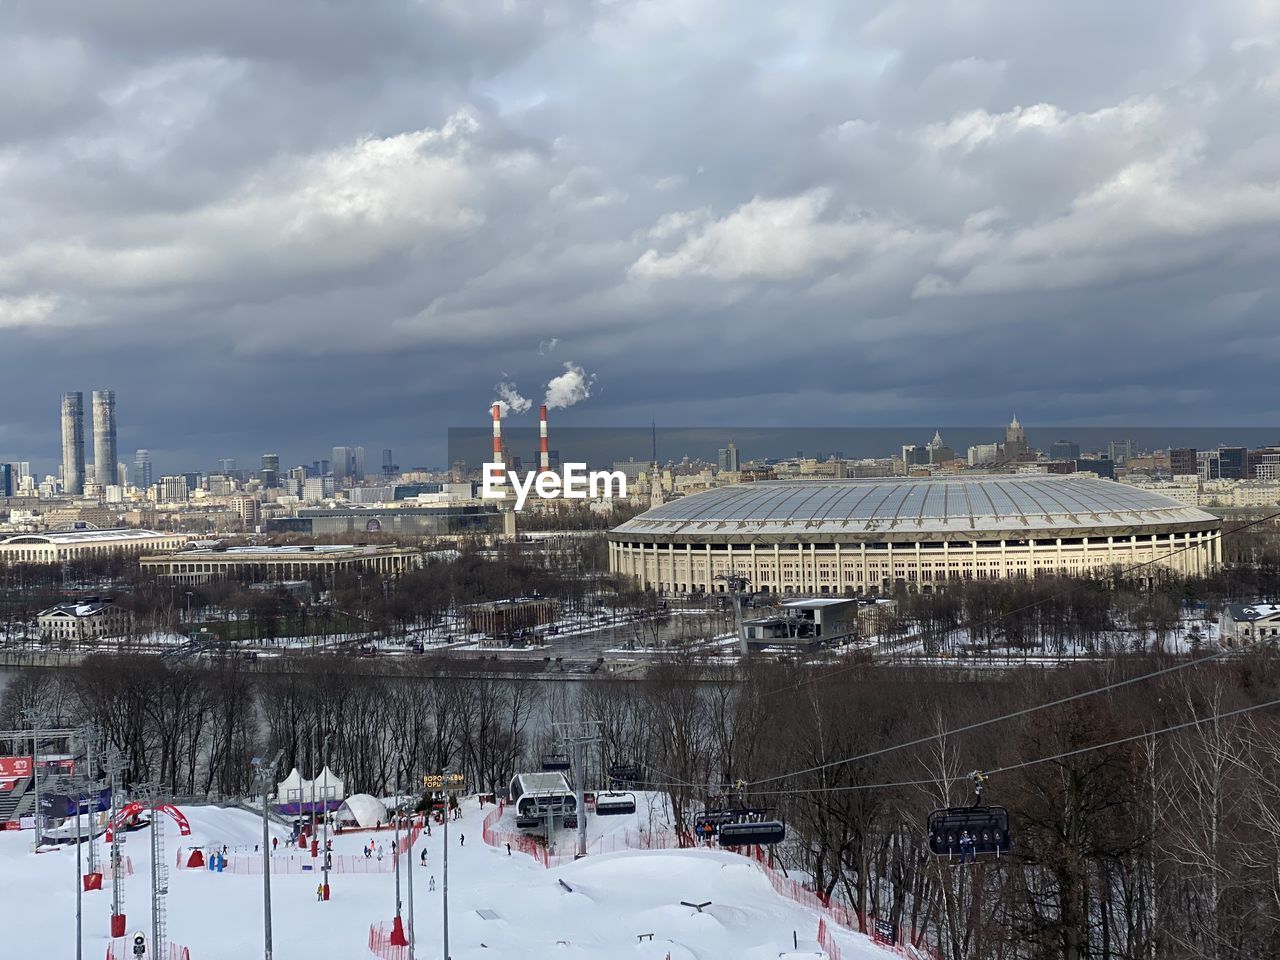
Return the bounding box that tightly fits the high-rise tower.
[60,392,86,495]
[92,390,118,487]
[133,449,153,490]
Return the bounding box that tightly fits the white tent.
[275,768,305,803]
[274,766,346,804]
[334,794,388,829]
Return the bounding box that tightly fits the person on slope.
[420,848,428,866]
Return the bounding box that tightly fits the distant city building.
[1170,447,1198,477]
[91,390,117,488]
[303,476,337,502]
[717,441,741,474]
[206,474,237,496]
[353,446,366,481]
[925,430,954,464]
[1252,449,1280,481]
[1050,440,1080,461]
[0,463,11,498]
[381,449,397,479]
[332,446,352,481]
[260,453,280,488]
[1107,440,1134,466]
[967,443,1001,466]
[277,503,510,539]
[612,459,651,481]
[157,476,189,502]
[231,495,261,528]
[133,449,153,490]
[217,458,238,475]
[1003,416,1028,460]
[1076,457,1116,479]
[1218,446,1249,480]
[347,486,394,504]
[60,392,86,495]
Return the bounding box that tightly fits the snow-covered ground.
[0,795,898,959]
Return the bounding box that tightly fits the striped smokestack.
[539,404,550,472]
[492,403,503,464]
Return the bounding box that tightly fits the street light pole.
[403,763,415,960]
[321,736,330,900]
[442,782,450,960]
[252,752,282,960]
[423,770,463,960]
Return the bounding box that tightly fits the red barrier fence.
[742,846,939,960]
[367,921,412,960]
[817,918,842,960]
[106,938,190,960]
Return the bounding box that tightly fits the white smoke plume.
[492,381,532,416]
[544,362,596,410]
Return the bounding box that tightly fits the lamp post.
[424,770,464,960]
[321,736,331,901]
[251,752,282,960]
[402,761,416,959]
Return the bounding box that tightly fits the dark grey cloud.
[1,0,1279,474]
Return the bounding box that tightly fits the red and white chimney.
[539,404,550,473]
[491,403,504,465]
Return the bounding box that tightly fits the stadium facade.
[608,475,1221,595]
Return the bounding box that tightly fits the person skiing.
[420,848,428,866]
[377,843,384,861]
[429,875,436,892]
[316,883,324,902]
[272,837,278,853]
[459,833,465,847]
[506,842,511,856]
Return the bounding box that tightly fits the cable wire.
[738,694,1280,798]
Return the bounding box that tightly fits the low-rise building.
[0,528,189,564]
[1219,602,1280,646]
[139,543,423,585]
[742,597,858,651]
[38,597,132,644]
[463,597,557,644]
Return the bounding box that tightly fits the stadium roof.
[611,475,1220,538]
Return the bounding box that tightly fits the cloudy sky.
[2,0,1279,473]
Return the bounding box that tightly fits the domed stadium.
[608,474,1221,595]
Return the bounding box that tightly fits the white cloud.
[544,361,595,409]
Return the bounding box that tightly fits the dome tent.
[335,794,388,829]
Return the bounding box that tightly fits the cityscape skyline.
[16,385,1280,484]
[2,4,1279,474]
